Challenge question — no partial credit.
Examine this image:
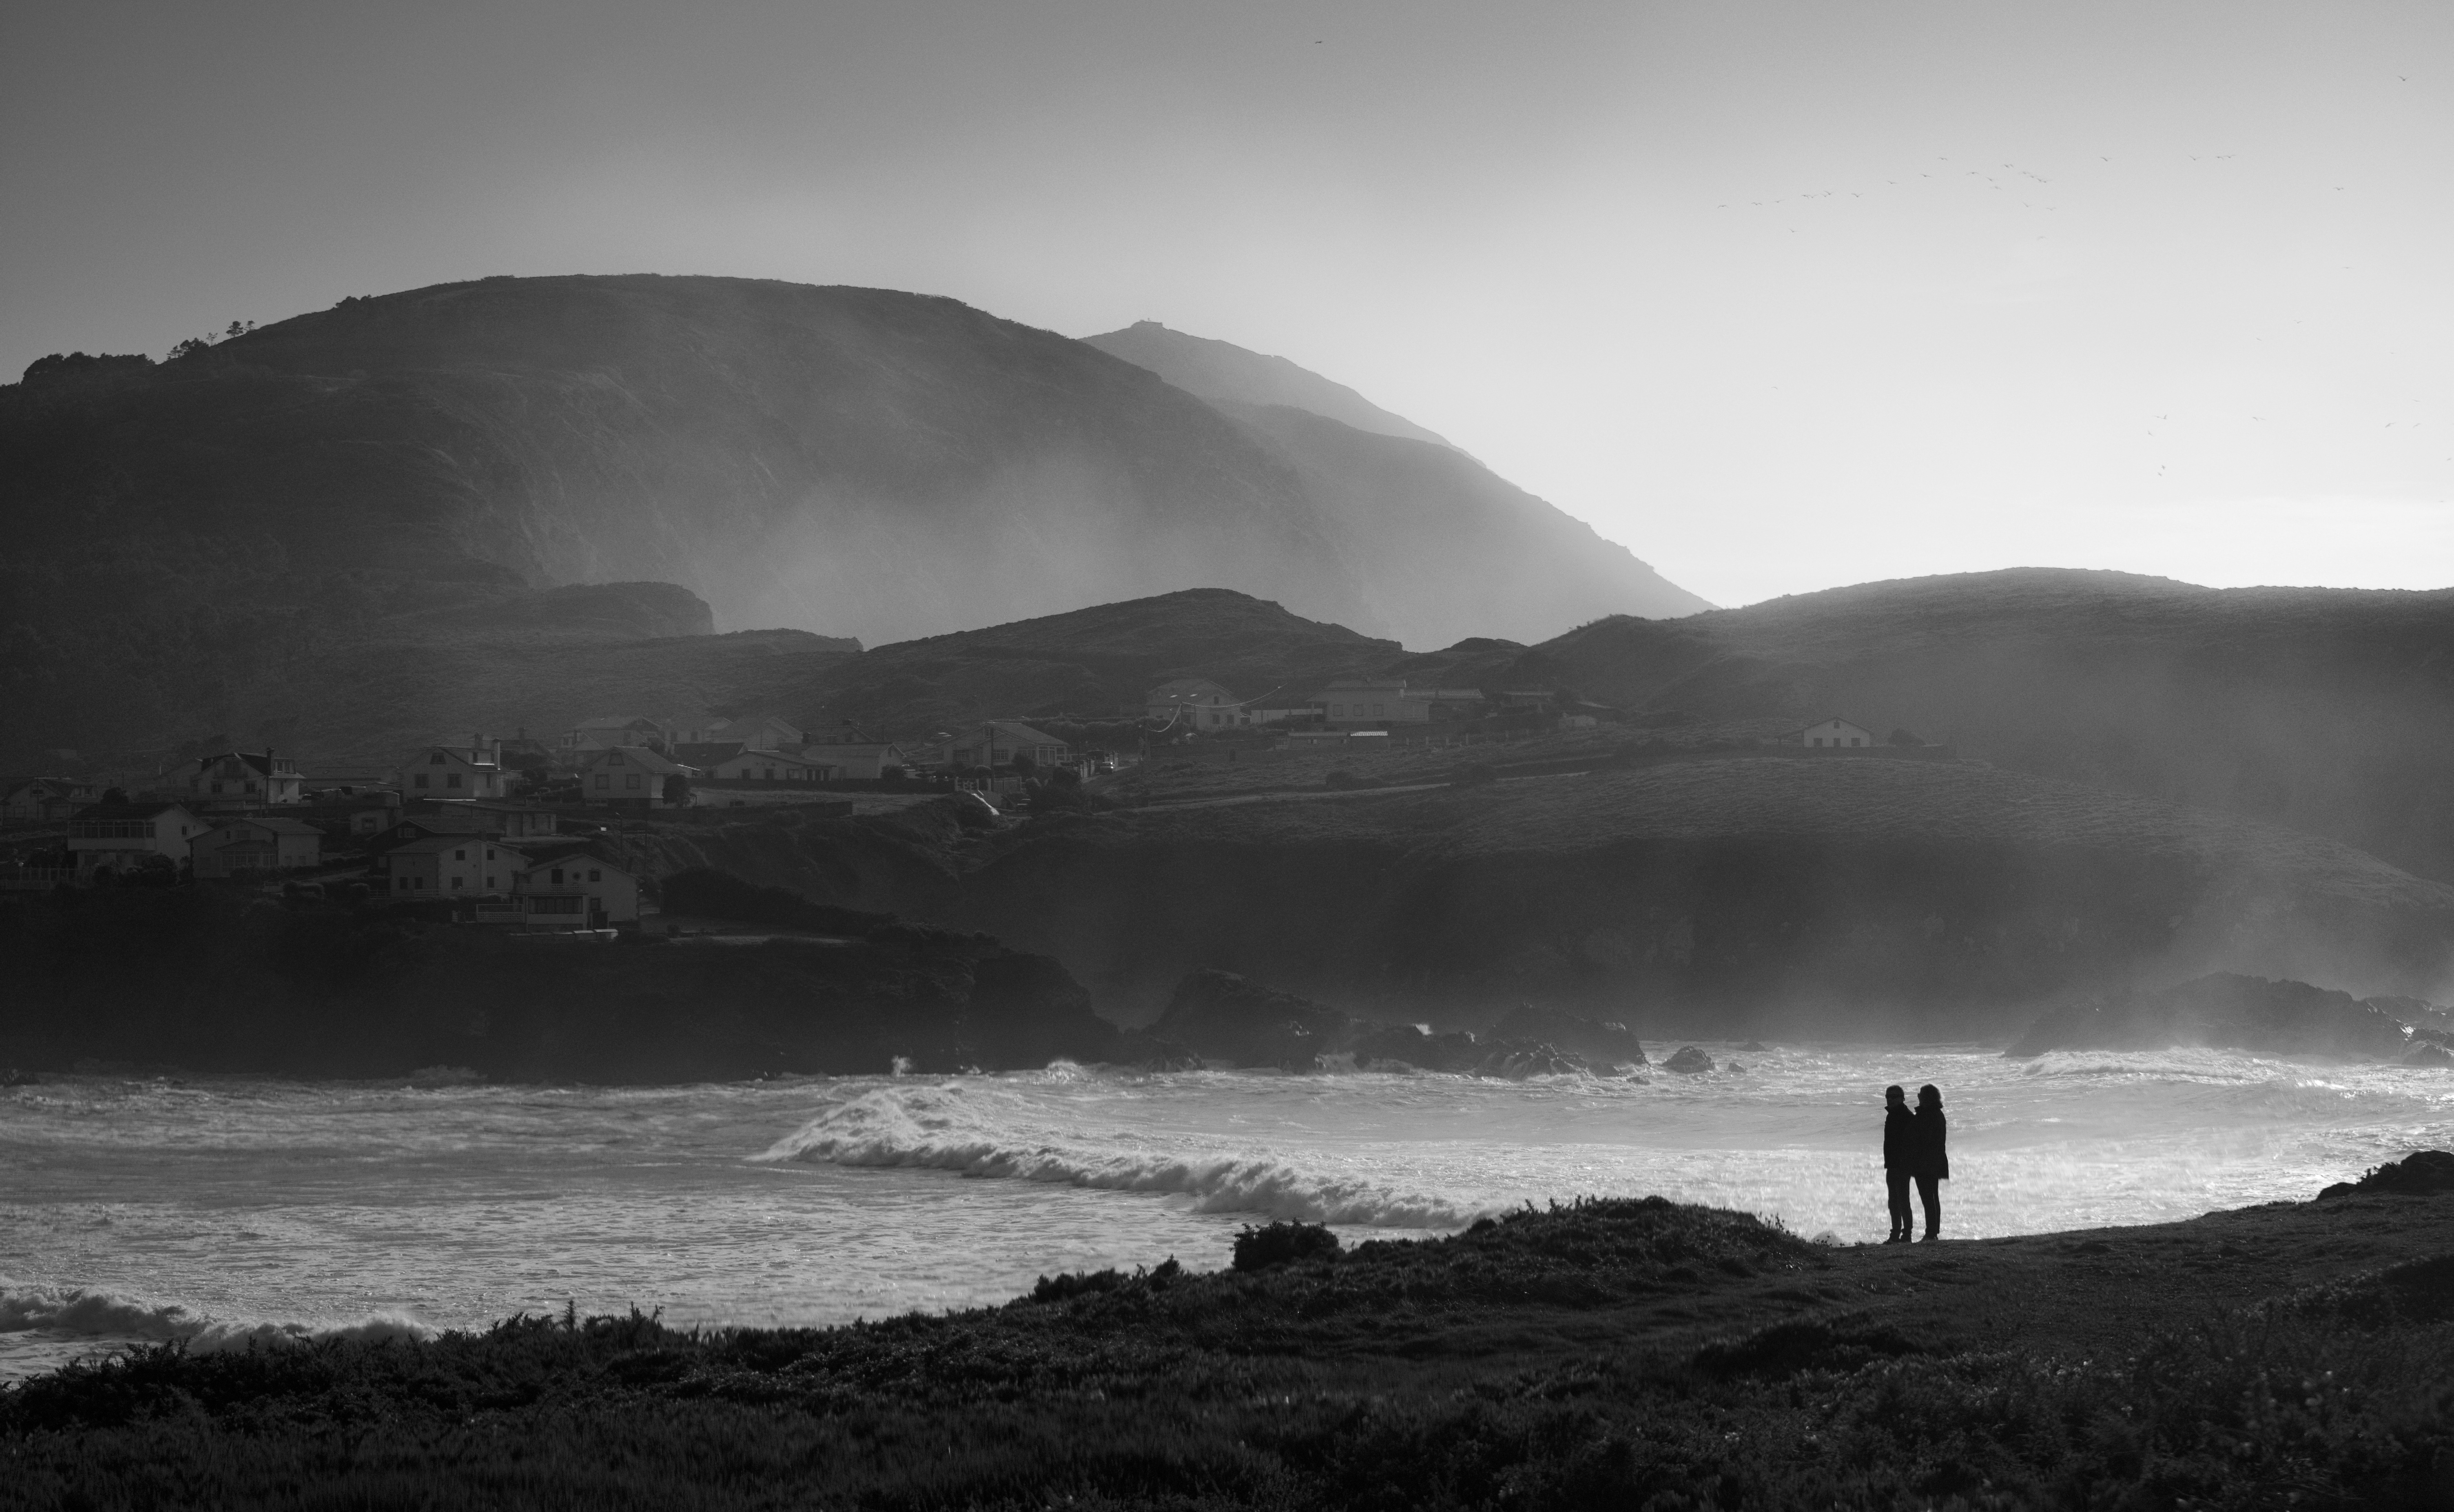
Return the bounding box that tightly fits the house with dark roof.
[397,739,510,800]
[508,841,640,926]
[191,817,325,878]
[380,834,527,899]
[577,745,695,808]
[796,742,910,780]
[1796,717,1876,749]
[66,801,208,877]
[163,750,303,809]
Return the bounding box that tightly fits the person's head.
[1884,1085,1905,1106]
[1918,1084,1942,1108]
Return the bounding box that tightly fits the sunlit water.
[5,1045,2450,1379]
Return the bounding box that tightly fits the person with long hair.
[1913,1083,1949,1241]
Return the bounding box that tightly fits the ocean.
[5,1044,2450,1379]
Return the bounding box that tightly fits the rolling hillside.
[1485,569,2454,882]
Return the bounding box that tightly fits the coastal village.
[0,671,1911,929]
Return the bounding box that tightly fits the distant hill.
[1083,322,1714,643]
[1488,568,2454,883]
[799,588,1400,738]
[1081,320,1457,448]
[1,275,1708,770]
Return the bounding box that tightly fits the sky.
[4,0,2450,608]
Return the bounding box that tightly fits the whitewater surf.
[5,1045,2448,1379]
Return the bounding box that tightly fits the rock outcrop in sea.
[2004,972,2434,1060]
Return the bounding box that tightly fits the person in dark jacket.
[1914,1083,1949,1241]
[1881,1085,1916,1242]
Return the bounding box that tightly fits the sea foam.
[757,1080,1484,1227]
[0,1279,435,1355]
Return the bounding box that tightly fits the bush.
[1232,1220,1341,1272]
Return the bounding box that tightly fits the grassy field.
[7,1182,2452,1509]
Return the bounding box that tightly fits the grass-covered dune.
[8,1172,2452,1509]
[960,756,2454,1027]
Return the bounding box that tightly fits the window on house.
[451,877,463,889]
[395,877,408,891]
[589,869,602,882]
[210,781,223,795]
[246,783,258,793]
[447,773,463,788]
[550,868,563,884]
[485,875,494,889]
[414,775,429,789]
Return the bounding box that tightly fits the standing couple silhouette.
[1882,1084,1949,1242]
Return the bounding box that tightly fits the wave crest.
[757,1082,1477,1227]
[0,1280,435,1355]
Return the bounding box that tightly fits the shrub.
[1233,1221,1341,1272]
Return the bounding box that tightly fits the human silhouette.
[1881,1085,1916,1242]
[1914,1084,1949,1241]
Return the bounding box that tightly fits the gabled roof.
[188,750,288,776]
[800,742,903,757]
[671,742,748,767]
[1796,715,1874,733]
[6,777,90,796]
[715,748,815,765]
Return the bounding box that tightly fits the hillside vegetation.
[651,759,2454,1032]
[1496,568,2454,882]
[10,1184,2454,1509]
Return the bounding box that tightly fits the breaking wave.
[757,1081,1482,1227]
[0,1280,435,1355]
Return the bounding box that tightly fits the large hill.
[1081,320,1457,447]
[0,275,1709,771]
[1490,568,2454,883]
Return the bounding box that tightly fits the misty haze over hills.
[0,275,1716,767]
[1081,321,1460,449]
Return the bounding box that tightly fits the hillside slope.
[1225,403,1714,644]
[659,759,2454,1031]
[1083,321,1713,640]
[798,588,1399,736]
[1081,320,1456,447]
[1493,568,2454,883]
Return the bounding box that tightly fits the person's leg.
[1916,1175,1940,1240]
[1886,1170,1911,1240]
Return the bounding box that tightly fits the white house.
[66,801,208,877]
[704,749,836,784]
[578,745,694,807]
[164,750,303,808]
[1145,679,1244,731]
[509,842,640,927]
[190,817,325,878]
[398,740,510,799]
[381,835,527,898]
[796,742,908,781]
[1798,717,1876,748]
[1401,687,1487,723]
[1319,681,1411,729]
[935,721,1070,771]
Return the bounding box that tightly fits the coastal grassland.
[8,1190,2454,1510]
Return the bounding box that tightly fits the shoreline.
[7,1160,2450,1508]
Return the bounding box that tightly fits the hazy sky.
[6,1,2449,609]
